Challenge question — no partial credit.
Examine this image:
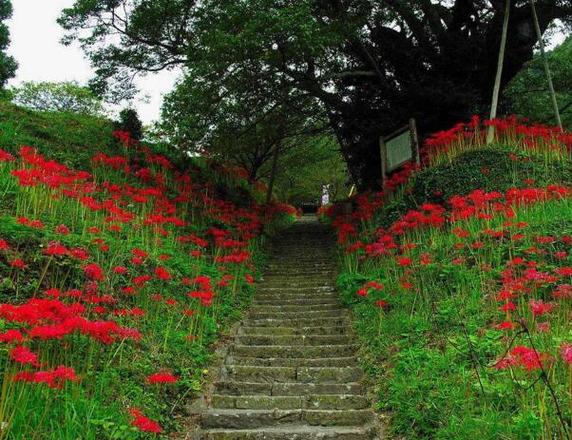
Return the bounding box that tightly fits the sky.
[6,0,180,124]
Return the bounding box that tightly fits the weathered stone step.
[201,409,374,429]
[198,425,377,440]
[213,381,363,396]
[231,344,358,358]
[239,325,348,336]
[211,394,370,410]
[248,309,345,320]
[244,317,349,327]
[226,356,357,368]
[248,304,343,314]
[236,335,353,346]
[256,286,335,293]
[252,298,340,306]
[223,365,362,383]
[253,293,338,302]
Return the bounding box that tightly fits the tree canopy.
[59,0,572,189]
[11,81,104,115]
[0,0,17,88]
[505,36,572,129]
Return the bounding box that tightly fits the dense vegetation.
[0,101,296,438]
[324,118,572,439]
[58,0,572,189]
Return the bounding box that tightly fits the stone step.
[213,381,363,396]
[211,394,370,410]
[198,425,377,440]
[248,304,343,313]
[238,325,349,336]
[244,317,349,328]
[231,344,358,358]
[235,335,353,346]
[201,409,374,429]
[256,286,336,293]
[248,309,345,320]
[253,293,338,302]
[252,298,340,306]
[226,356,358,368]
[223,366,362,383]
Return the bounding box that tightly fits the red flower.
[560,343,572,365]
[147,372,178,384]
[10,258,27,269]
[129,408,162,434]
[10,345,39,366]
[155,266,171,281]
[44,241,68,257]
[0,239,10,251]
[83,263,104,281]
[529,299,554,317]
[0,329,24,344]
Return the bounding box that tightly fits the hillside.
[0,103,296,438]
[325,117,572,439]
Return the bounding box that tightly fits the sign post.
[379,118,420,188]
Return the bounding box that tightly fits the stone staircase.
[192,215,381,439]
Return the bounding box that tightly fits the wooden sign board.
[379,118,420,188]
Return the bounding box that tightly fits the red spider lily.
[128,408,162,434]
[44,241,69,257]
[495,321,515,331]
[529,299,555,317]
[83,263,104,281]
[14,365,78,389]
[54,224,71,235]
[154,266,171,281]
[0,239,10,251]
[560,343,572,365]
[494,345,549,372]
[112,266,129,275]
[10,346,39,366]
[0,148,16,162]
[147,372,178,384]
[9,259,27,269]
[0,329,24,344]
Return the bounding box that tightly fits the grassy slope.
[335,135,572,439]
[0,102,293,439]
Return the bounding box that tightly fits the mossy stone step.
[238,325,349,336]
[236,334,353,346]
[244,317,349,327]
[248,304,343,314]
[247,309,346,320]
[223,365,362,383]
[198,426,377,440]
[201,409,374,429]
[225,356,358,368]
[231,344,358,358]
[211,394,369,410]
[252,298,340,306]
[213,381,363,396]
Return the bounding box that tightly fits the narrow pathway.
[194,215,380,439]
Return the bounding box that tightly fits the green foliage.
[11,81,104,115]
[377,147,572,228]
[0,0,16,88]
[505,37,572,129]
[0,99,114,169]
[58,0,572,189]
[272,135,350,205]
[115,108,143,141]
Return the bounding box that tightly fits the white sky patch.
[6,0,180,124]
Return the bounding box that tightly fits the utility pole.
[529,0,563,131]
[487,0,511,145]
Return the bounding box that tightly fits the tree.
[59,0,572,190]
[11,81,103,115]
[0,0,17,88]
[504,36,572,129]
[272,135,350,206]
[115,108,144,140]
